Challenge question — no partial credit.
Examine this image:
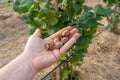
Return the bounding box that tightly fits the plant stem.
[65,53,70,80]
[70,60,73,80]
[56,67,61,80]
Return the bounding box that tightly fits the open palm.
[23,27,80,72]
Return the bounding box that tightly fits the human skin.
[0,27,80,80]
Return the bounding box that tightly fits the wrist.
[22,50,44,73]
[0,52,38,80]
[20,52,38,76]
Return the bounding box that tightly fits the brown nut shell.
[54,37,60,44]
[46,42,54,50]
[57,34,63,40]
[62,30,71,38]
[46,44,50,50]
[61,37,69,44]
[55,42,63,49]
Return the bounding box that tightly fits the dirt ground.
[0,1,120,80]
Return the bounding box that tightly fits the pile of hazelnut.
[46,30,71,51]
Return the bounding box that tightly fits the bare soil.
[0,1,120,80]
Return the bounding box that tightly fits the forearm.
[0,53,37,80]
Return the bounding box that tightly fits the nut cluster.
[46,30,71,50]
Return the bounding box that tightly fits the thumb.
[33,28,41,37]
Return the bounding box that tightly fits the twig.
[113,0,117,16]
[94,18,116,38]
[40,55,72,80]
[115,0,120,12]
[56,67,61,80]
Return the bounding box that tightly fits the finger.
[60,33,80,54]
[33,28,41,37]
[52,49,61,61]
[70,28,78,37]
[49,26,72,39]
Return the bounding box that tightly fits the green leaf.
[14,0,34,14]
[73,0,85,6]
[46,14,58,25]
[94,4,112,17]
[41,31,48,39]
[95,14,103,21]
[38,0,49,6]
[4,3,9,8]
[62,0,67,9]
[74,4,82,14]
[79,11,91,20]
[47,26,55,35]
[67,7,75,18]
[29,26,37,35]
[79,11,98,27]
[23,14,33,24]
[60,12,68,22]
[38,0,50,8]
[62,69,69,80]
[60,53,67,60]
[29,3,39,12]
[73,0,78,4]
[83,5,93,11]
[71,52,85,64]
[103,0,115,5]
[38,8,58,25]
[20,0,33,7]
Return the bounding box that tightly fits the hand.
[23,27,80,72]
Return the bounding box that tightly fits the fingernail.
[77,33,80,38]
[67,26,72,28]
[73,28,78,32]
[36,28,39,31]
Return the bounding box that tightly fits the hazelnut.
[45,42,54,50]
[55,42,63,49]
[46,44,50,50]
[54,37,60,44]
[62,30,71,38]
[58,34,63,39]
[61,37,69,44]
